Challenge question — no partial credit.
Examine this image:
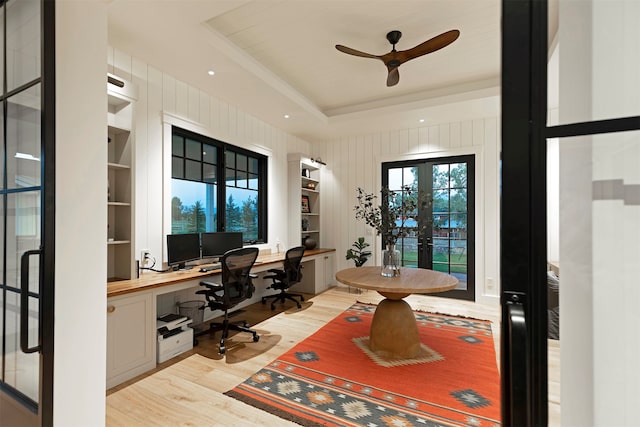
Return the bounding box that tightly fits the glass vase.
[381,244,401,277]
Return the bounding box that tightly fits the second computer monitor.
[201,232,243,259]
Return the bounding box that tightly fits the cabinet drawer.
[157,328,193,363]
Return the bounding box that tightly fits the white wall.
[314,112,501,305]
[106,49,312,265]
[55,2,108,425]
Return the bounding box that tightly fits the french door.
[0,0,55,426]
[382,155,475,301]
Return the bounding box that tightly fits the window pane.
[203,143,216,164]
[237,170,247,188]
[171,179,216,233]
[225,168,236,187]
[6,0,40,91]
[172,157,183,179]
[0,6,4,92]
[185,138,201,161]
[450,189,467,213]
[225,187,258,241]
[172,135,183,156]
[237,153,247,171]
[248,173,258,190]
[225,151,235,169]
[248,157,258,174]
[7,84,41,189]
[450,213,468,239]
[185,159,201,181]
[433,164,450,189]
[203,163,216,184]
[388,168,403,190]
[450,163,467,188]
[433,214,449,237]
[432,189,449,213]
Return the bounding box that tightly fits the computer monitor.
[166,233,200,270]
[201,232,243,259]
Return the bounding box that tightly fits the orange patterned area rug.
[225,302,501,427]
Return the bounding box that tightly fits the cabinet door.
[324,253,336,287]
[106,292,155,389]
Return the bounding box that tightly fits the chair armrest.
[199,281,224,292]
[267,268,284,274]
[249,273,258,278]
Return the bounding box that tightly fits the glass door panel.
[0,0,51,424]
[6,0,40,92]
[7,84,41,189]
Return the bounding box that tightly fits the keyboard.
[199,263,221,273]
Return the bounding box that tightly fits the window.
[171,127,267,242]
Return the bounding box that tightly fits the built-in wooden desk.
[107,248,336,297]
[106,248,336,389]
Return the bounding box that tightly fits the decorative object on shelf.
[301,168,310,178]
[345,237,372,267]
[353,185,430,276]
[302,235,317,250]
[305,182,316,190]
[302,217,309,231]
[301,195,311,213]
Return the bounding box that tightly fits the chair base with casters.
[261,288,304,310]
[193,312,259,354]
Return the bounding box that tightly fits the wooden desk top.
[335,266,458,295]
[107,248,335,298]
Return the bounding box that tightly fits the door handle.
[506,300,528,426]
[20,249,42,354]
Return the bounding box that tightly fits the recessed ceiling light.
[207,70,215,76]
[283,114,290,119]
[419,119,425,123]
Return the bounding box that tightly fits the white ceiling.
[107,0,502,143]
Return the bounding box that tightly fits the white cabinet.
[106,292,155,389]
[296,252,335,294]
[107,73,137,281]
[288,153,321,249]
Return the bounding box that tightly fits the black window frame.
[171,126,268,243]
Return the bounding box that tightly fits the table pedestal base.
[369,298,420,359]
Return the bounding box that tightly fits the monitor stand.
[172,263,193,271]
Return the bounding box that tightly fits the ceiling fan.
[335,29,460,87]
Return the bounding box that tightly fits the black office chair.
[195,247,260,354]
[262,246,305,310]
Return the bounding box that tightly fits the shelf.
[108,162,130,170]
[108,201,131,207]
[301,176,319,184]
[107,240,131,245]
[302,230,320,234]
[108,122,131,134]
[301,212,319,216]
[301,187,319,193]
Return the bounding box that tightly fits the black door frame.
[501,0,640,425]
[381,155,476,301]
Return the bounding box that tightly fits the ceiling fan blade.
[386,67,400,87]
[396,29,460,64]
[335,44,380,60]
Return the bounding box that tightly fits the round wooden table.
[335,266,459,359]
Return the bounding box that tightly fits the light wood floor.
[106,285,560,426]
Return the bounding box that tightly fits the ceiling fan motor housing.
[386,30,402,47]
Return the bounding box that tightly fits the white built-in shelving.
[107,73,137,281]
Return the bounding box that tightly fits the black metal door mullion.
[501,0,549,425]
